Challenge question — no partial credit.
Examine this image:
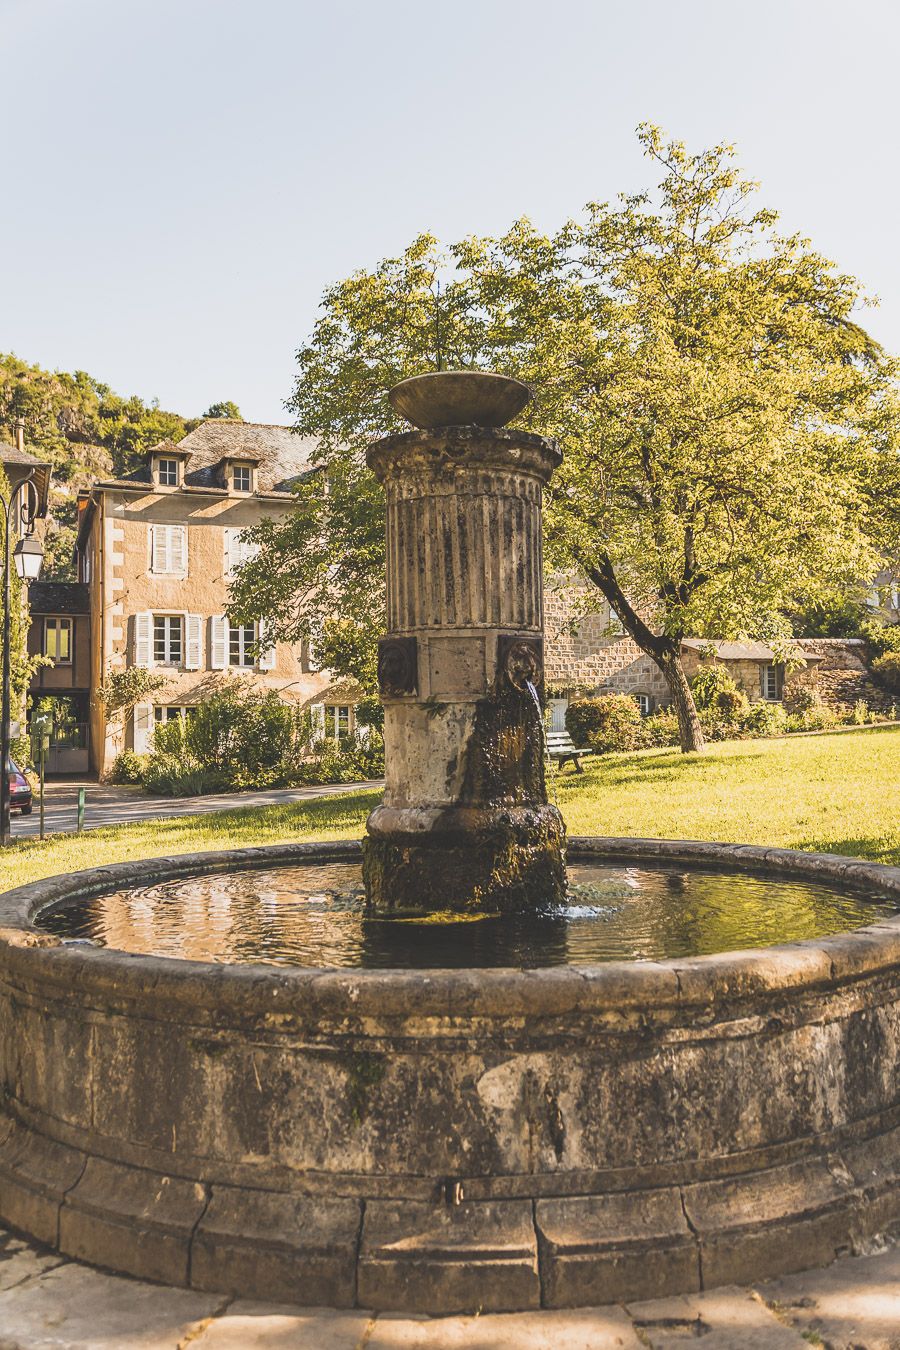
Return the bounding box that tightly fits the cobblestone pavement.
[0,1225,897,1348]
[11,779,382,839]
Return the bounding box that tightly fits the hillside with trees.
[0,354,239,578]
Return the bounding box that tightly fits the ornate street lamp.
[1,474,44,845]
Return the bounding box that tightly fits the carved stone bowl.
[388,371,531,429]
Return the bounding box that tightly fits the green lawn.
[1,725,898,894]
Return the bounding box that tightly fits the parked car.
[7,758,32,815]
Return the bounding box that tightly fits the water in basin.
[37,860,898,968]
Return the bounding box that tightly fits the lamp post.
[1,473,43,845]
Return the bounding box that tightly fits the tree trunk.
[655,643,706,753]
[580,554,706,754]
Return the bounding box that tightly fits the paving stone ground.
[0,1226,898,1349]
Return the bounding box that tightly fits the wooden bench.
[545,730,593,772]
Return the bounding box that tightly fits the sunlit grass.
[1,726,898,894]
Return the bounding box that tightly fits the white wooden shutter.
[171,525,187,575]
[224,528,239,577]
[150,525,167,574]
[184,614,202,670]
[309,702,325,741]
[134,612,153,668]
[257,618,276,670]
[133,703,153,754]
[210,615,228,669]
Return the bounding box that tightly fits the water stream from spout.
[524,679,559,806]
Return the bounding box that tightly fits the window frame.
[157,457,180,487]
[232,463,253,493]
[43,616,73,665]
[761,663,783,702]
[632,693,652,717]
[324,704,353,741]
[152,614,184,666]
[228,621,257,668]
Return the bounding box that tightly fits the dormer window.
[157,457,179,487]
[232,463,253,493]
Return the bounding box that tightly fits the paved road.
[0,1221,896,1347]
[12,778,383,839]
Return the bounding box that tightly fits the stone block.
[59,1156,208,1286]
[683,1159,858,1288]
[358,1199,540,1314]
[191,1186,361,1307]
[0,1125,85,1247]
[536,1188,698,1307]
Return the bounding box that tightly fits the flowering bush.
[565,695,644,753]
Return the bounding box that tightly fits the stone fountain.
[363,371,567,914]
[1,372,899,1315]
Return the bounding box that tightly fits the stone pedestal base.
[363,802,566,914]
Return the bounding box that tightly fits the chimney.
[14,418,25,455]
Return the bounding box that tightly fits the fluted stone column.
[363,420,567,914]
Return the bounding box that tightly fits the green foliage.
[203,401,242,420]
[861,617,900,657]
[566,694,644,753]
[741,701,787,737]
[0,352,208,580]
[133,684,384,796]
[790,595,869,638]
[873,652,900,693]
[640,709,681,747]
[691,666,741,714]
[109,750,149,785]
[98,666,166,718]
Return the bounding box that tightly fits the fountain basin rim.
[3,836,900,1016]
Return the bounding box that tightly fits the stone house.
[72,420,359,775]
[543,576,894,727]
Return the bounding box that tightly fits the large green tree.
[229,127,898,751]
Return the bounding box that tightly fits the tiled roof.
[101,421,318,494]
[0,440,44,468]
[28,581,90,615]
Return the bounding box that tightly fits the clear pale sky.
[3,0,897,424]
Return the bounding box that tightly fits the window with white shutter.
[309,703,326,741]
[132,703,153,754]
[134,612,153,668]
[184,614,202,670]
[210,615,228,670]
[150,524,187,576]
[224,528,260,578]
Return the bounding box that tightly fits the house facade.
[74,420,356,775]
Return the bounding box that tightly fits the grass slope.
[1,726,898,895]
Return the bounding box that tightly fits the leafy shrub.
[691,665,748,723]
[640,709,681,747]
[109,750,149,784]
[860,618,900,659]
[742,701,787,737]
[691,664,737,710]
[134,684,382,795]
[566,695,643,754]
[851,699,871,725]
[873,652,900,694]
[783,685,820,714]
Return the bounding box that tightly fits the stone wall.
[796,639,896,714]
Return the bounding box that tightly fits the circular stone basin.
[387,371,531,428]
[1,836,899,1316]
